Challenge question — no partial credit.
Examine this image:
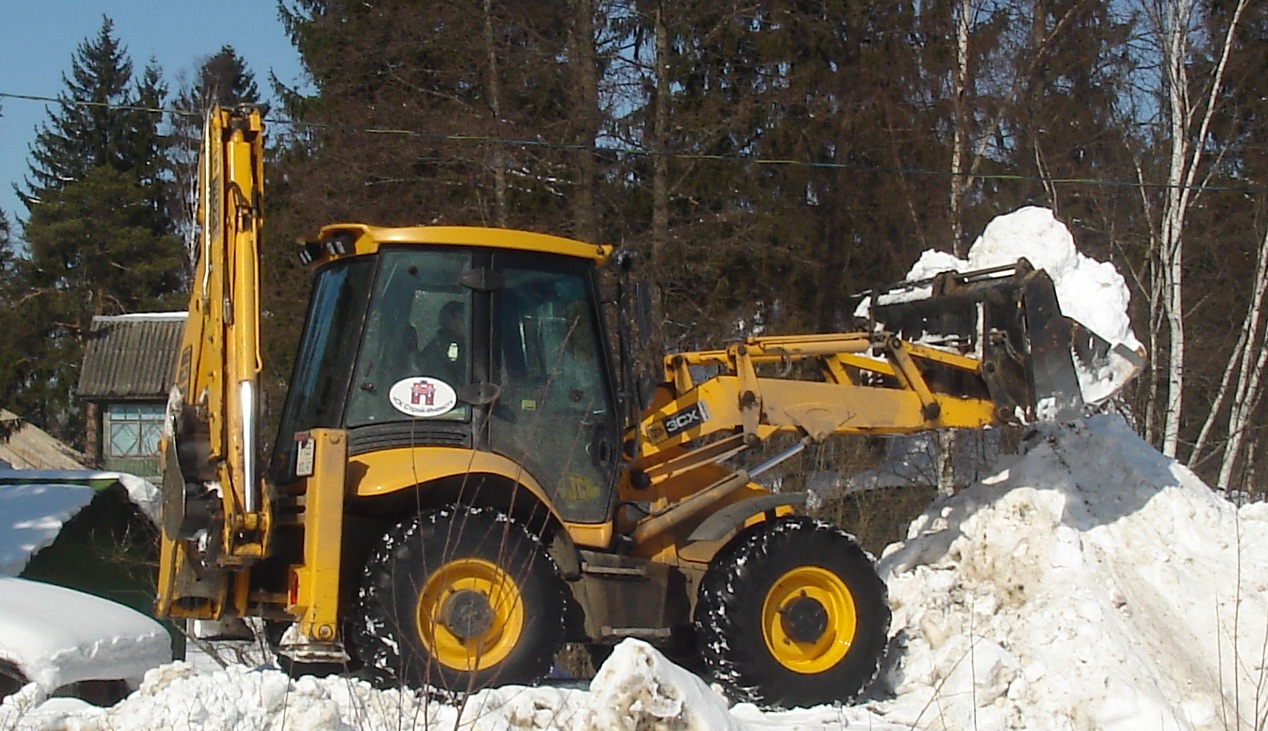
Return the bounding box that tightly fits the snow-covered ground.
[3,414,1264,730]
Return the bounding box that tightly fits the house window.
[107,404,164,458]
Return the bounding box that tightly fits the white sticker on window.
[389,376,458,418]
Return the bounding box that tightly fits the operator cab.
[270,225,621,523]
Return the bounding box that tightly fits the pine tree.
[180,45,264,113]
[10,168,183,442]
[130,61,172,233]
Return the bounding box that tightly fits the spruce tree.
[179,45,263,112]
[130,61,172,233]
[21,16,136,208]
[6,19,183,442]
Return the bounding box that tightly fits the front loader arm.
[621,261,1134,558]
[157,106,267,618]
[641,332,999,457]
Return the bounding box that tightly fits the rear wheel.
[353,506,566,694]
[695,516,889,708]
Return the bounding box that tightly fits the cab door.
[488,254,620,524]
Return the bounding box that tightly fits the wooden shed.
[77,313,185,481]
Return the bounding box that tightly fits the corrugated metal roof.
[77,313,186,400]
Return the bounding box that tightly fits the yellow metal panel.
[290,429,348,643]
[351,445,612,549]
[558,521,613,550]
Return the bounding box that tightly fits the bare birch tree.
[1214,223,1268,490]
[1143,0,1248,459]
[1187,217,1268,489]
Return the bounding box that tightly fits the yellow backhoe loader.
[156,106,1137,708]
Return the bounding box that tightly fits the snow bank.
[0,469,161,576]
[875,414,1268,731]
[0,467,161,523]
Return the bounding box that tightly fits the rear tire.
[352,506,566,694]
[695,516,889,708]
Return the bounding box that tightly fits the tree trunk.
[1153,0,1248,458]
[569,0,600,242]
[651,1,670,269]
[483,0,509,227]
[948,0,972,258]
[1215,224,1268,489]
[1189,221,1268,471]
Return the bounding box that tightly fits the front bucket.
[869,259,1116,424]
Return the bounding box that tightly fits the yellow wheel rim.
[761,566,857,674]
[416,558,524,672]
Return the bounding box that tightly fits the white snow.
[875,414,1268,731]
[0,577,171,693]
[92,311,188,322]
[2,640,905,731]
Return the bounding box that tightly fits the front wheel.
[352,506,566,694]
[695,516,890,708]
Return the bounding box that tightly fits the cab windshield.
[269,249,475,483]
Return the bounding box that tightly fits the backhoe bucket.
[868,259,1119,424]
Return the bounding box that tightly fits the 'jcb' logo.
[662,402,711,439]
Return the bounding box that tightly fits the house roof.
[77,313,186,400]
[0,410,85,470]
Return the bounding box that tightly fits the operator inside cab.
[419,300,466,384]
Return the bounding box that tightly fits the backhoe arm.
[157,106,266,618]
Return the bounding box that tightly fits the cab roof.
[305,223,612,267]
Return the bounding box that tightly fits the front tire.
[353,506,566,694]
[695,516,889,708]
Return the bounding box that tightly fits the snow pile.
[862,206,1143,405]
[3,640,865,731]
[0,577,170,692]
[876,414,1268,731]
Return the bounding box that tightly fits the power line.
[2,90,1265,196]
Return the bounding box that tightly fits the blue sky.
[0,1,306,228]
